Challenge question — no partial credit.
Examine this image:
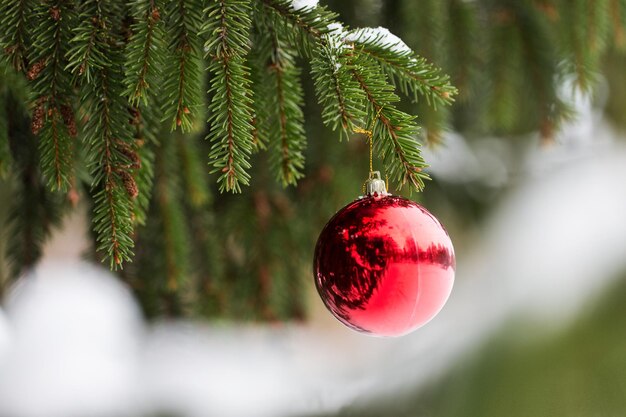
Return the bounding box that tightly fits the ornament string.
[354,107,385,193]
[352,125,374,175]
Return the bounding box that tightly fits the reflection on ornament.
[313,181,455,337]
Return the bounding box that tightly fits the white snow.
[291,0,318,11]
[0,262,143,417]
[345,26,412,54]
[326,22,345,36]
[0,309,10,364]
[325,22,353,51]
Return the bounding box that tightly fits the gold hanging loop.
[353,106,386,195]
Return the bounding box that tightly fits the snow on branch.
[291,0,319,12]
[345,27,412,55]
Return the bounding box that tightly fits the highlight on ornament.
[313,172,455,337]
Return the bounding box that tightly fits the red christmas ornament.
[313,173,455,337]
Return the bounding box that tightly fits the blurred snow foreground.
[2,132,626,416]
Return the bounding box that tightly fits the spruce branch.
[610,0,626,49]
[268,43,307,186]
[250,28,306,186]
[65,0,115,82]
[204,0,255,192]
[0,0,33,72]
[7,165,66,279]
[346,31,457,108]
[258,0,338,57]
[446,0,479,101]
[350,54,429,190]
[154,132,192,298]
[177,133,210,208]
[125,9,164,226]
[259,0,452,190]
[0,61,29,179]
[129,105,155,226]
[518,4,574,141]
[559,0,610,91]
[124,0,166,106]
[188,205,225,317]
[162,0,204,131]
[4,89,65,279]
[85,66,137,268]
[261,0,455,108]
[29,0,77,191]
[206,57,254,193]
[174,136,224,316]
[70,0,137,268]
[486,13,522,133]
[204,0,253,57]
[125,139,195,317]
[249,32,272,152]
[310,42,366,139]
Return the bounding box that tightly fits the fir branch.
[123,149,193,318]
[29,1,77,191]
[416,102,449,147]
[610,0,626,49]
[486,12,522,133]
[346,31,457,108]
[65,0,114,82]
[249,31,273,151]
[155,133,192,293]
[129,106,155,226]
[206,57,254,193]
[250,28,306,186]
[259,0,451,190]
[177,133,210,208]
[0,0,33,72]
[398,0,447,62]
[559,0,610,91]
[162,0,203,131]
[86,66,137,268]
[70,0,137,268]
[260,0,456,111]
[204,0,254,192]
[269,42,306,186]
[124,0,166,106]
[258,0,338,57]
[133,143,154,226]
[7,166,66,278]
[204,0,253,56]
[4,89,65,279]
[350,54,429,190]
[188,205,225,318]
[447,0,479,101]
[126,26,164,226]
[0,62,28,178]
[517,3,573,141]
[310,42,366,138]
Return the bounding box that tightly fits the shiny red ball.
[314,194,455,337]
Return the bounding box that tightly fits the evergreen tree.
[0,0,624,318]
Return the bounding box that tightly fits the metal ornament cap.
[364,171,389,197]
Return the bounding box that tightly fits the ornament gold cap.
[364,171,388,196]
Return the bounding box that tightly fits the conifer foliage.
[0,0,624,317]
[0,0,456,271]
